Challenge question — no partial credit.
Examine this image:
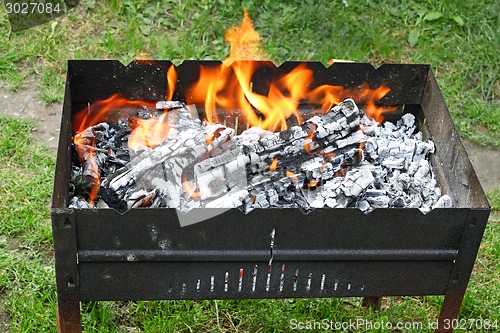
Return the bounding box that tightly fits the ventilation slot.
[306,273,312,292]
[252,265,258,292]
[293,268,299,292]
[265,269,271,292]
[320,274,326,291]
[238,269,243,292]
[224,272,229,292]
[279,264,286,292]
[266,229,275,292]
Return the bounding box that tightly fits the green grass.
[0,0,498,145]
[0,0,499,331]
[0,116,498,332]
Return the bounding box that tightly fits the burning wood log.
[99,105,235,212]
[180,99,364,212]
[93,99,364,212]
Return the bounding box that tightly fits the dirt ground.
[0,81,61,151]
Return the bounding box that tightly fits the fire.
[269,158,279,171]
[73,93,157,134]
[350,84,397,122]
[71,10,398,206]
[166,64,177,101]
[73,133,101,204]
[223,9,267,66]
[128,112,171,151]
[185,11,396,132]
[307,180,319,188]
[72,94,158,205]
[304,122,317,154]
[286,170,299,183]
[182,172,201,199]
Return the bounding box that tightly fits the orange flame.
[128,112,171,151]
[72,94,158,205]
[269,158,279,171]
[166,64,177,101]
[304,123,317,154]
[71,10,398,206]
[358,142,365,158]
[73,134,100,205]
[185,12,395,133]
[307,180,319,188]
[286,170,299,183]
[345,84,397,122]
[73,93,157,134]
[223,9,267,66]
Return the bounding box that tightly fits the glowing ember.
[269,158,279,171]
[286,171,299,183]
[128,112,171,152]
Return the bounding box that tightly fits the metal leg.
[56,299,82,333]
[435,294,464,333]
[362,296,382,310]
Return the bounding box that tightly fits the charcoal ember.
[358,200,371,212]
[333,130,366,149]
[364,137,379,161]
[310,167,374,208]
[412,159,431,186]
[205,189,250,208]
[95,199,109,208]
[300,157,331,181]
[196,166,229,200]
[74,122,111,179]
[177,98,363,213]
[103,127,204,191]
[355,112,448,212]
[194,147,242,174]
[365,195,391,208]
[70,97,450,215]
[69,196,90,209]
[313,98,361,140]
[329,147,364,171]
[100,104,215,211]
[155,100,185,110]
[413,140,435,165]
[127,189,158,208]
[340,168,375,198]
[359,114,379,135]
[432,195,453,209]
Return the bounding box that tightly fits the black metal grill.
[51,61,490,333]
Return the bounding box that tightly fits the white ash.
[303,112,447,213]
